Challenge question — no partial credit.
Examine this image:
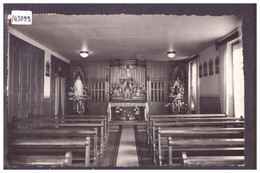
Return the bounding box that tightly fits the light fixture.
[167,51,176,58]
[80,51,89,58]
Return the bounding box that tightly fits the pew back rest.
[156,128,244,166]
[168,137,245,167]
[149,114,227,119]
[8,137,91,167]
[8,128,98,165]
[8,151,73,167]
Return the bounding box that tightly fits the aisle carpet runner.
[100,125,153,167]
[116,125,139,167]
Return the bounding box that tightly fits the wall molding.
[8,26,70,64]
[215,27,242,50]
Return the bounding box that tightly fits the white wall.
[199,45,219,97]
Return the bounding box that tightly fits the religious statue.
[68,76,90,114]
[165,77,187,114]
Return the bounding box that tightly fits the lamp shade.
[80,51,89,58]
[167,51,176,58]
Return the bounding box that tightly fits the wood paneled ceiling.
[10,14,242,62]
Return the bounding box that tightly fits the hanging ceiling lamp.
[167,51,176,58]
[80,51,89,58]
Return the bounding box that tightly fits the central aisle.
[116,125,139,167]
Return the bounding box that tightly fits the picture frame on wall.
[199,63,203,78]
[215,55,220,74]
[203,61,208,77]
[209,59,214,75]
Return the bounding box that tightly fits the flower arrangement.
[68,76,90,114]
[113,106,142,120]
[165,78,188,114]
[109,78,145,97]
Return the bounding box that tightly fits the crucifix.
[125,64,131,79]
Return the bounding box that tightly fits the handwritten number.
[27,16,31,22]
[12,15,31,23]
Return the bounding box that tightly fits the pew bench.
[156,128,244,166]
[9,121,105,161]
[148,119,244,160]
[8,152,73,168]
[149,114,227,119]
[15,115,109,140]
[28,114,109,137]
[168,137,244,167]
[13,116,109,147]
[146,114,228,147]
[8,128,98,166]
[7,137,91,168]
[147,116,243,149]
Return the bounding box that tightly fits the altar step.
[110,125,120,132]
[109,121,147,133]
[136,125,146,133]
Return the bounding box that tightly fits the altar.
[107,59,149,122]
[107,102,149,121]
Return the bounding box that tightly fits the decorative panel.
[150,81,165,102]
[109,59,147,102]
[8,35,44,121]
[91,81,106,102]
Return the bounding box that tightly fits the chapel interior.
[4,4,256,169]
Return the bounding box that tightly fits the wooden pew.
[9,121,105,158]
[149,114,227,118]
[148,119,244,158]
[156,128,244,166]
[8,128,98,166]
[28,114,109,136]
[150,117,243,122]
[25,114,109,145]
[146,114,227,147]
[7,137,91,168]
[8,152,73,167]
[13,116,108,145]
[168,137,244,167]
[147,116,243,145]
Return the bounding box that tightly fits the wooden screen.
[91,81,106,102]
[150,81,165,102]
[8,35,44,121]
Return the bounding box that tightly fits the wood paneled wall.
[85,62,108,80]
[50,55,69,115]
[147,61,170,115]
[8,34,44,121]
[147,62,170,79]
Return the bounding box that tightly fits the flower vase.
[76,100,85,116]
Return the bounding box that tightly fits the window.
[150,81,165,102]
[232,42,244,118]
[92,81,105,102]
[189,59,199,112]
